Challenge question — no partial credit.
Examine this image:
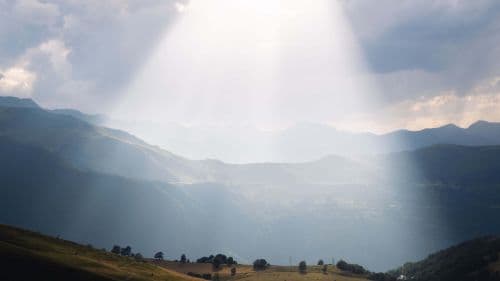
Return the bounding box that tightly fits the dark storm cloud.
[0,0,185,111]
[342,0,500,102]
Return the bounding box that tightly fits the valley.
[1,97,500,271]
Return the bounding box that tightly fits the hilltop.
[0,224,369,281]
[388,236,500,281]
[0,224,198,281]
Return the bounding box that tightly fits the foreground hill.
[0,224,197,281]
[2,222,499,281]
[0,223,369,281]
[388,236,500,281]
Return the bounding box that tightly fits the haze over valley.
[2,1,500,280]
[2,96,500,271]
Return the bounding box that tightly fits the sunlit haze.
[114,0,379,130]
[1,1,500,278]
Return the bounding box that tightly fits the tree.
[336,260,348,270]
[111,245,121,255]
[212,254,227,269]
[227,256,235,266]
[181,254,187,263]
[298,261,307,274]
[336,260,366,274]
[317,259,324,266]
[154,251,164,260]
[134,253,144,261]
[121,246,132,256]
[231,267,237,276]
[212,258,222,269]
[253,259,269,271]
[321,264,328,274]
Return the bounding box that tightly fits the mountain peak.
[438,123,461,130]
[468,120,499,129]
[0,96,40,109]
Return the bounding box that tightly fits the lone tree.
[317,259,324,266]
[121,246,132,256]
[111,245,121,255]
[134,253,144,261]
[298,261,307,274]
[154,251,164,260]
[181,254,187,263]
[321,264,328,274]
[231,267,237,276]
[253,259,269,271]
[212,258,222,270]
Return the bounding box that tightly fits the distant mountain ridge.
[3,95,500,162]
[0,96,106,125]
[2,95,500,271]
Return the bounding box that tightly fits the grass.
[0,223,368,281]
[156,262,369,281]
[0,224,198,281]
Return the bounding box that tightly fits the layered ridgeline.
[1,96,500,271]
[118,113,500,163]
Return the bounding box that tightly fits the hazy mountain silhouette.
[1,95,500,271]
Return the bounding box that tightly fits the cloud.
[0,0,499,131]
[0,67,36,96]
[342,76,500,133]
[13,0,60,26]
[0,0,185,112]
[175,2,186,13]
[342,0,500,103]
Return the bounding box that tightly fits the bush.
[298,261,307,273]
[120,246,132,256]
[318,259,324,266]
[336,259,367,274]
[321,264,328,274]
[111,245,121,255]
[134,253,144,261]
[154,251,164,260]
[231,267,237,276]
[187,272,212,280]
[253,259,269,271]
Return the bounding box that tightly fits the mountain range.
[110,114,500,163]
[1,95,500,271]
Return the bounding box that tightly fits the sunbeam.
[113,0,380,138]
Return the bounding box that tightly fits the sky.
[1,0,500,135]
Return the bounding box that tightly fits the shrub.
[321,264,328,274]
[111,245,121,255]
[134,253,144,261]
[120,246,132,256]
[154,251,164,260]
[298,261,307,273]
[253,259,269,271]
[336,259,367,274]
[187,272,212,280]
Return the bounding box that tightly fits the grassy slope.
[0,224,198,281]
[157,261,369,281]
[390,236,500,281]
